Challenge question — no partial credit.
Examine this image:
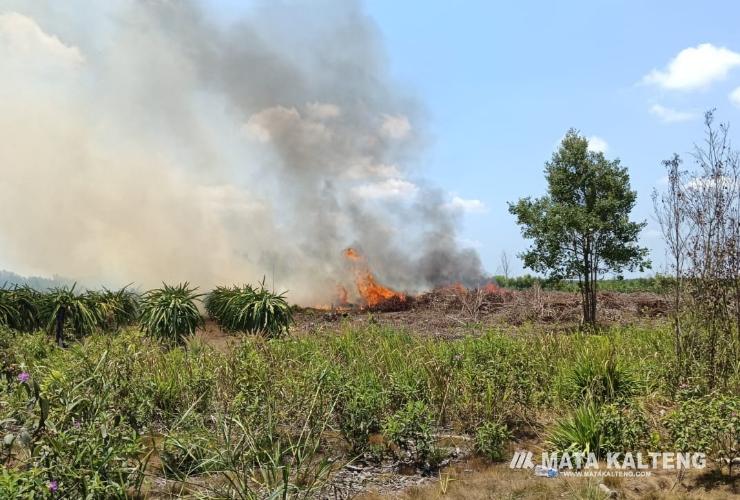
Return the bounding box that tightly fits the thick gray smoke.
[0,0,485,304]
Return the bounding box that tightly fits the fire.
[342,247,405,307]
[336,284,349,305]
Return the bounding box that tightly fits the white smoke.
[0,1,485,304]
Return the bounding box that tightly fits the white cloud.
[686,175,739,191]
[730,87,740,108]
[456,237,483,249]
[587,136,608,153]
[649,104,696,123]
[380,114,411,139]
[446,196,487,213]
[353,178,418,199]
[643,43,740,91]
[0,12,83,67]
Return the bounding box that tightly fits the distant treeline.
[0,270,75,290]
[493,275,671,293]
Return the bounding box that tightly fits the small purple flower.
[48,480,58,493]
[17,372,30,383]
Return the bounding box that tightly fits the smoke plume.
[0,0,486,304]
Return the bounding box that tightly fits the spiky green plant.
[42,284,102,346]
[85,286,139,331]
[249,282,293,338]
[9,285,44,331]
[205,281,292,338]
[559,346,638,404]
[548,403,603,457]
[204,285,253,326]
[0,284,45,331]
[140,283,202,344]
[0,287,21,329]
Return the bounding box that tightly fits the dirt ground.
[291,287,669,339]
[357,458,739,500]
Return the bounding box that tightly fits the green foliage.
[509,130,650,323]
[383,401,434,463]
[0,468,46,499]
[206,281,292,338]
[83,286,139,331]
[0,288,20,330]
[474,420,511,461]
[494,274,671,293]
[558,345,638,404]
[34,416,144,497]
[140,283,202,343]
[0,321,736,495]
[598,402,652,454]
[0,285,45,332]
[665,393,739,465]
[550,400,652,458]
[161,430,219,479]
[42,284,101,340]
[334,376,386,453]
[549,402,603,456]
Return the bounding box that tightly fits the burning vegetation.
[342,247,407,308]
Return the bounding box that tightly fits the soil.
[290,287,669,339]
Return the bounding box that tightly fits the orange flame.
[343,247,405,307]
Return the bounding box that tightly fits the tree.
[653,111,740,388]
[508,130,650,325]
[498,251,511,280]
[43,285,101,346]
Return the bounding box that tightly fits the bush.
[140,283,202,344]
[598,402,651,454]
[665,394,739,466]
[33,416,144,497]
[84,287,139,331]
[558,346,638,404]
[549,401,653,458]
[548,403,602,456]
[41,285,102,344]
[475,421,511,461]
[335,378,387,454]
[206,282,292,338]
[383,401,434,464]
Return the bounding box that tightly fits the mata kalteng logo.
[510,450,706,473]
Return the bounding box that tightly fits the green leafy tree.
[508,130,649,325]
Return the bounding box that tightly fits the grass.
[0,317,737,497]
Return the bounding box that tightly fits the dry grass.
[357,460,739,500]
[290,288,669,340]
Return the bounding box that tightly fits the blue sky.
[210,0,740,275]
[356,0,740,276]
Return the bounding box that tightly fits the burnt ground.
[291,287,670,338]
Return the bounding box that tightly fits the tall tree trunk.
[582,240,596,326]
[55,307,65,347]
